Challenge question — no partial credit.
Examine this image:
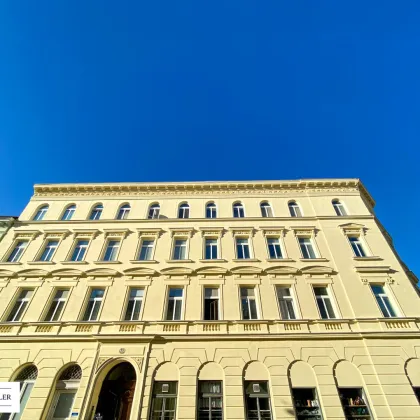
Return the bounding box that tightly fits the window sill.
[299,258,328,262]
[266,258,294,262]
[165,259,194,263]
[93,261,122,264]
[27,261,55,265]
[198,259,227,263]
[232,258,260,262]
[60,261,88,265]
[0,261,21,265]
[129,260,158,264]
[353,256,382,261]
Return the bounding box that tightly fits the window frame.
[123,287,145,321]
[32,204,49,221]
[232,202,245,218]
[235,236,253,260]
[4,240,29,263]
[61,204,76,221]
[197,380,223,420]
[313,286,338,320]
[332,199,347,216]
[265,236,284,260]
[202,286,221,321]
[42,288,70,322]
[244,381,273,420]
[276,286,299,320]
[80,288,106,322]
[100,238,122,262]
[288,201,302,217]
[204,237,219,260]
[177,202,190,219]
[4,288,35,322]
[147,203,160,220]
[297,236,319,259]
[89,203,103,221]
[347,235,369,258]
[205,202,217,219]
[116,203,131,220]
[239,286,260,320]
[260,201,274,218]
[67,238,91,262]
[35,239,60,262]
[165,287,185,321]
[171,236,189,261]
[370,284,398,318]
[137,237,156,261]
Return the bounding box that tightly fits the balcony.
[0,317,418,339]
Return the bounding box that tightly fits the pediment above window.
[16,268,49,278]
[199,227,224,237]
[50,268,84,278]
[0,269,16,278]
[43,229,71,240]
[229,227,254,237]
[290,226,317,237]
[355,265,392,274]
[265,266,299,275]
[300,265,335,275]
[230,266,263,275]
[123,267,157,277]
[259,226,286,236]
[136,228,163,238]
[103,229,130,239]
[196,266,228,277]
[339,223,367,236]
[13,230,40,240]
[73,229,100,239]
[169,228,195,238]
[161,267,194,276]
[85,268,121,277]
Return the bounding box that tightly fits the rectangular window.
[371,285,396,317]
[314,287,336,319]
[244,381,273,420]
[204,288,220,321]
[124,288,144,321]
[338,388,372,420]
[198,381,223,420]
[349,237,367,257]
[236,238,251,259]
[173,239,187,260]
[277,287,297,320]
[166,288,183,321]
[82,289,104,321]
[291,388,323,420]
[44,289,69,321]
[240,287,258,320]
[6,289,33,322]
[205,239,218,260]
[267,238,283,259]
[298,237,317,259]
[70,240,89,262]
[6,241,28,263]
[149,382,178,420]
[38,240,59,262]
[103,240,120,261]
[139,239,154,261]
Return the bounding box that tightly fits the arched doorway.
[94,362,136,420]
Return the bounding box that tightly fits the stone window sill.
[232,258,260,263]
[198,259,227,263]
[60,261,88,265]
[165,259,194,263]
[353,256,382,261]
[299,258,328,262]
[27,261,55,265]
[266,258,294,262]
[0,262,21,265]
[93,261,122,264]
[129,260,158,264]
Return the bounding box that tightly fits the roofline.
[32,178,375,208]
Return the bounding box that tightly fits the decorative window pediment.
[73,229,100,239]
[136,228,163,239]
[199,227,224,238]
[300,265,334,275]
[13,230,40,241]
[16,268,49,278]
[169,228,194,238]
[229,227,254,237]
[103,229,130,239]
[230,266,262,276]
[265,265,299,276]
[290,226,317,237]
[50,268,84,278]
[85,268,121,277]
[0,269,15,278]
[196,266,228,278]
[43,229,71,240]
[355,265,392,274]
[161,266,194,277]
[339,223,367,236]
[123,267,156,278]
[259,226,286,237]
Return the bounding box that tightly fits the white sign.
[0,383,20,413]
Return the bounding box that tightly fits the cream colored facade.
[0,179,419,420]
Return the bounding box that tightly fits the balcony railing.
[0,317,418,338]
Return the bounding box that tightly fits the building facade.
[0,179,419,420]
[0,216,16,243]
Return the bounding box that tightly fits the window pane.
[249,299,258,319]
[53,392,76,418]
[166,299,175,320]
[169,288,183,298]
[174,300,182,320]
[317,298,329,319]
[324,298,336,318]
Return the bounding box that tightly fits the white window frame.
[204,237,219,260]
[203,287,221,321]
[332,200,347,216]
[297,236,319,259]
[260,202,274,218]
[239,286,260,320]
[233,202,245,218]
[138,238,156,261]
[5,289,34,322]
[276,286,299,320]
[43,288,70,322]
[81,288,106,322]
[171,237,189,260]
[33,205,49,221]
[266,236,284,259]
[313,286,338,320]
[89,204,103,221]
[36,239,59,262]
[148,203,160,219]
[370,284,398,318]
[288,201,302,217]
[68,239,90,262]
[347,235,369,258]
[178,203,190,219]
[61,204,76,221]
[165,287,185,321]
[5,240,29,263]
[235,237,253,260]
[123,287,145,321]
[205,203,217,219]
[101,239,122,262]
[116,203,131,220]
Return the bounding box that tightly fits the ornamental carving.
[96,357,111,372]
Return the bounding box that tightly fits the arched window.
[33,205,49,221]
[332,199,347,216]
[206,202,217,219]
[89,204,103,220]
[260,201,273,218]
[2,364,38,420]
[61,204,76,221]
[233,202,245,218]
[47,365,82,420]
[148,204,160,219]
[178,203,190,219]
[116,203,131,220]
[288,201,302,217]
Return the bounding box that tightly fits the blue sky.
[0,2,418,275]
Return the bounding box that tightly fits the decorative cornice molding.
[32,179,374,208]
[136,228,163,239]
[259,226,286,237]
[13,230,41,241]
[43,229,71,240]
[199,227,224,238]
[229,227,255,237]
[103,229,130,239]
[169,228,194,238]
[290,226,317,237]
[73,229,100,239]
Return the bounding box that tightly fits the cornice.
[32,179,375,208]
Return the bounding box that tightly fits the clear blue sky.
[0,2,418,275]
